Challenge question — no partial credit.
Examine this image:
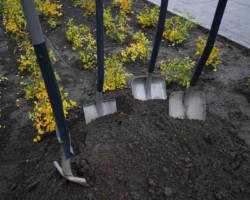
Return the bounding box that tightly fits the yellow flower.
[70,100,77,106]
[33,135,41,142]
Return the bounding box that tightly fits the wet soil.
[0,0,250,199]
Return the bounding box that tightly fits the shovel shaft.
[34,44,71,159]
[20,0,44,45]
[21,0,71,159]
[96,0,104,92]
[190,0,227,87]
[148,0,168,73]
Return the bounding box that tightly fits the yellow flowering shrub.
[195,36,221,70]
[18,41,76,135]
[163,12,196,45]
[121,31,150,64]
[111,0,132,13]
[35,0,63,28]
[2,0,27,40]
[2,0,77,140]
[66,19,97,69]
[18,41,40,73]
[136,5,159,28]
[29,82,76,134]
[73,0,95,17]
[103,54,132,92]
[2,0,62,36]
[104,9,130,44]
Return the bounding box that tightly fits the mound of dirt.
[3,91,250,200]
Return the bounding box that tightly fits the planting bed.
[1,0,250,199]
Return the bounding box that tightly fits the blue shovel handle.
[21,0,71,159]
[148,0,169,73]
[190,0,228,87]
[96,0,105,92]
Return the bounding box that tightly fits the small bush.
[73,0,96,17]
[35,0,62,28]
[66,19,97,69]
[136,5,159,28]
[111,0,132,13]
[2,0,75,138]
[104,9,130,44]
[103,54,132,92]
[18,41,77,135]
[28,82,77,134]
[195,36,221,70]
[2,0,62,38]
[121,31,150,64]
[159,57,196,87]
[163,12,196,45]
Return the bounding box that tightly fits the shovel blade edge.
[83,99,117,124]
[169,91,206,121]
[131,75,167,100]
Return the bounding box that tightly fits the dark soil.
[1,0,250,200]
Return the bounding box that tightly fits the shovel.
[131,0,168,100]
[169,0,228,120]
[83,0,117,124]
[21,0,87,186]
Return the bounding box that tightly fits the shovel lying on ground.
[83,0,117,124]
[21,0,88,186]
[169,0,228,121]
[131,0,168,100]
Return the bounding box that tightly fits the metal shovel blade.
[169,91,206,120]
[54,161,89,186]
[83,99,117,124]
[131,75,167,100]
[54,154,89,186]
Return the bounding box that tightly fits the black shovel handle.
[21,0,71,159]
[96,0,105,92]
[148,0,169,73]
[190,0,227,87]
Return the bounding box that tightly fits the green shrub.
[136,5,159,28]
[104,9,130,44]
[163,12,196,45]
[159,57,196,87]
[66,19,97,69]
